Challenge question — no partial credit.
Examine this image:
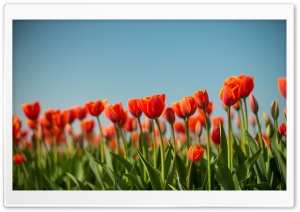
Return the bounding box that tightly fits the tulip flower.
[212,116,224,128]
[250,93,259,114]
[278,78,286,99]
[73,106,87,120]
[128,98,143,118]
[195,121,202,137]
[173,121,186,134]
[140,94,166,119]
[210,126,221,145]
[172,96,196,119]
[194,90,209,110]
[206,101,214,116]
[123,116,137,132]
[22,102,41,120]
[105,103,127,124]
[52,111,67,129]
[249,114,256,126]
[86,100,108,117]
[81,119,95,133]
[279,123,286,137]
[238,75,254,98]
[63,109,76,124]
[187,144,205,189]
[219,76,241,106]
[233,101,240,110]
[163,107,175,125]
[271,100,279,120]
[13,153,25,165]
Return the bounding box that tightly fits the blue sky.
[13,20,286,133]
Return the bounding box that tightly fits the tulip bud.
[271,100,279,120]
[195,121,202,137]
[163,107,175,125]
[210,126,221,144]
[250,93,259,114]
[266,124,274,139]
[263,112,272,128]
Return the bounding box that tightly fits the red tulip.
[173,121,185,133]
[22,102,41,120]
[44,109,56,123]
[212,116,224,127]
[140,94,166,119]
[278,78,286,99]
[52,111,67,129]
[233,101,240,110]
[86,99,108,117]
[105,102,127,124]
[219,76,241,106]
[188,144,205,162]
[123,116,137,132]
[128,99,143,118]
[206,101,214,116]
[172,96,196,119]
[27,119,37,130]
[163,107,175,125]
[13,153,25,164]
[40,117,52,129]
[194,90,209,110]
[250,93,259,114]
[238,75,254,98]
[210,126,221,144]
[81,119,95,133]
[73,106,87,120]
[279,123,286,136]
[13,115,21,137]
[63,109,76,124]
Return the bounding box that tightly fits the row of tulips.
[12,75,287,190]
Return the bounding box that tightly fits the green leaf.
[110,152,133,172]
[215,161,235,190]
[85,149,104,189]
[42,174,63,190]
[96,161,130,190]
[270,133,286,188]
[175,154,186,181]
[168,184,178,191]
[136,149,162,190]
[245,130,267,183]
[164,157,176,190]
[103,143,114,171]
[233,135,247,166]
[246,182,272,190]
[219,123,228,166]
[65,172,89,190]
[123,174,145,190]
[234,148,262,183]
[85,181,99,190]
[164,143,174,176]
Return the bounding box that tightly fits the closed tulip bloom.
[212,116,224,127]
[124,116,137,132]
[27,119,37,130]
[210,126,221,144]
[128,99,143,118]
[140,94,166,119]
[263,112,272,128]
[172,96,196,118]
[188,144,205,162]
[13,153,25,164]
[74,106,87,120]
[53,111,67,129]
[86,99,108,117]
[279,123,286,136]
[238,75,254,98]
[195,121,202,136]
[278,78,286,99]
[235,116,240,128]
[219,76,241,106]
[194,90,209,110]
[249,114,256,126]
[173,121,185,133]
[81,119,95,133]
[233,101,240,110]
[44,109,56,123]
[250,93,259,114]
[163,107,175,125]
[22,101,41,120]
[105,102,127,124]
[271,100,279,120]
[63,109,76,124]
[40,117,52,129]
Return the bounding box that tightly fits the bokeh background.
[13,20,286,134]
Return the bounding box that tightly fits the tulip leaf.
[123,173,145,190]
[270,133,286,188]
[85,149,104,189]
[42,174,63,190]
[245,130,267,183]
[175,154,186,181]
[219,123,228,167]
[215,160,235,190]
[246,182,271,190]
[233,148,261,183]
[136,148,162,190]
[85,181,99,190]
[164,143,174,176]
[103,143,114,171]
[66,172,89,190]
[168,184,178,191]
[96,161,130,190]
[233,135,247,166]
[110,152,133,172]
[164,157,176,190]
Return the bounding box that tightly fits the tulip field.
[12,75,287,191]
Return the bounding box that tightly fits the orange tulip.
[73,106,87,120]
[13,153,25,164]
[212,116,224,127]
[233,101,240,110]
[22,101,41,120]
[210,126,221,144]
[123,116,137,132]
[86,99,108,117]
[238,75,254,98]
[140,94,166,119]
[206,101,214,116]
[27,119,37,130]
[278,78,286,99]
[128,99,143,118]
[219,76,241,106]
[250,93,259,114]
[172,96,196,119]
[194,90,209,110]
[40,117,52,129]
[105,102,127,124]
[188,144,205,162]
[163,107,175,125]
[81,119,95,133]
[52,111,67,129]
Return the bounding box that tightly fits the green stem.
[170,124,177,185]
[114,124,120,155]
[204,111,211,190]
[243,98,249,131]
[227,107,233,173]
[151,120,157,169]
[117,123,128,160]
[137,117,147,183]
[17,165,21,188]
[96,116,105,163]
[187,162,193,190]
[155,118,165,185]
[239,102,249,157]
[185,117,190,167]
[255,113,265,156]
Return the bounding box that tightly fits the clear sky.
[13,20,286,134]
